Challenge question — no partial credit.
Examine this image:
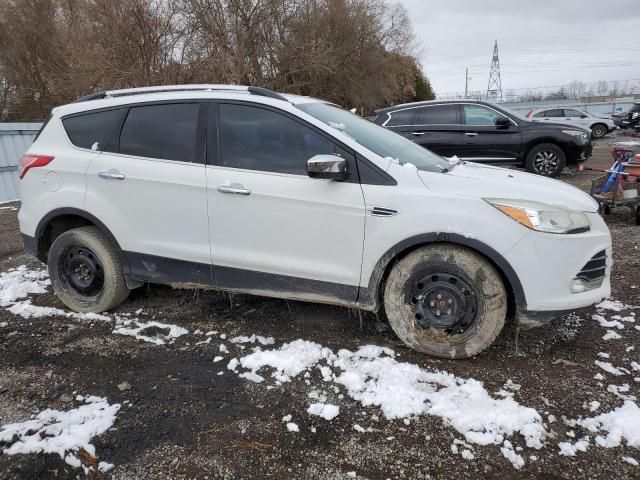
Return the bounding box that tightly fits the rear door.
[458,104,521,163]
[407,104,462,157]
[85,101,211,284]
[382,108,417,139]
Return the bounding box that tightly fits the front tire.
[383,245,507,359]
[525,143,566,177]
[591,124,607,139]
[47,226,130,313]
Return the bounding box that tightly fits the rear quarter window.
[62,109,121,150]
[385,109,416,127]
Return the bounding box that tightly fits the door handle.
[217,184,251,195]
[411,132,426,136]
[98,171,125,180]
[464,132,479,137]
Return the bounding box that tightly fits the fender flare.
[34,207,131,275]
[358,232,527,312]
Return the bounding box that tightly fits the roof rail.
[72,84,290,103]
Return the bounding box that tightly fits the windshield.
[296,102,447,173]
[496,104,530,122]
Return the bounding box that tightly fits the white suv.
[18,85,612,358]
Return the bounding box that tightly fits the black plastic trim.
[124,252,358,305]
[517,308,576,329]
[21,234,37,257]
[358,232,526,311]
[125,252,213,286]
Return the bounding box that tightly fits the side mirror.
[307,154,348,180]
[495,117,510,128]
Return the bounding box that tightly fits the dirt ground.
[1,131,640,480]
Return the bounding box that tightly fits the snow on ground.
[0,266,49,307]
[307,403,340,420]
[113,318,188,345]
[230,340,546,468]
[0,395,120,473]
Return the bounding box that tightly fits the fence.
[0,123,42,203]
[501,99,636,116]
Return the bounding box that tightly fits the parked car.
[373,100,592,177]
[612,110,629,129]
[526,108,616,139]
[19,85,611,359]
[620,102,640,130]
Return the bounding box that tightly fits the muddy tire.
[383,244,507,359]
[525,143,565,177]
[47,226,129,313]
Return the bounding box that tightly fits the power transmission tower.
[486,40,502,102]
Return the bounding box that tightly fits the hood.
[418,162,599,212]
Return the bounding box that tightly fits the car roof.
[375,99,504,114]
[52,85,325,117]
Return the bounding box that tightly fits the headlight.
[562,129,588,139]
[485,199,590,234]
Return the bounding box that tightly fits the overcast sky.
[397,0,640,97]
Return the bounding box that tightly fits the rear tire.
[383,245,507,359]
[525,143,566,177]
[591,124,607,139]
[47,226,129,313]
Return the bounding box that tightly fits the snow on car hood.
[418,161,599,212]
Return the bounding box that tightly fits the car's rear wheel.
[591,124,607,139]
[48,226,129,313]
[383,245,507,359]
[525,143,566,177]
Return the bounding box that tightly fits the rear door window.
[63,109,121,150]
[119,103,200,162]
[385,109,416,126]
[544,109,563,117]
[415,105,457,125]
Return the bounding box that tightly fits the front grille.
[575,250,607,282]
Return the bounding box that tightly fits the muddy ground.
[1,131,640,480]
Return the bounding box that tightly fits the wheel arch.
[359,233,526,317]
[34,207,130,275]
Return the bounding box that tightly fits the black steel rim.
[405,269,479,335]
[59,246,104,298]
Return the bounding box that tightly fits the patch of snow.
[286,422,299,432]
[353,424,366,433]
[596,299,629,312]
[99,461,115,472]
[500,440,525,469]
[595,361,625,376]
[0,395,119,472]
[589,401,601,412]
[307,403,340,421]
[597,352,610,359]
[239,372,264,383]
[213,356,224,362]
[558,437,590,456]
[623,456,639,466]
[230,334,275,346]
[238,339,331,382]
[461,449,475,460]
[8,300,110,321]
[219,344,229,353]
[0,266,49,307]
[592,314,624,330]
[594,373,605,381]
[112,319,187,345]
[603,330,622,341]
[577,401,640,448]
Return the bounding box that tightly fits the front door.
[459,104,522,163]
[206,102,366,304]
[85,102,211,284]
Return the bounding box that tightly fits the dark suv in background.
[373,100,592,177]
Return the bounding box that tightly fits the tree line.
[0,0,434,121]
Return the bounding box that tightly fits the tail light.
[18,154,54,179]
[525,110,533,118]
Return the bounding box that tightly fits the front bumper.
[505,212,611,322]
[566,142,592,164]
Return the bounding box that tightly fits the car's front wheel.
[383,244,507,359]
[525,143,566,177]
[591,124,608,139]
[47,226,130,313]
